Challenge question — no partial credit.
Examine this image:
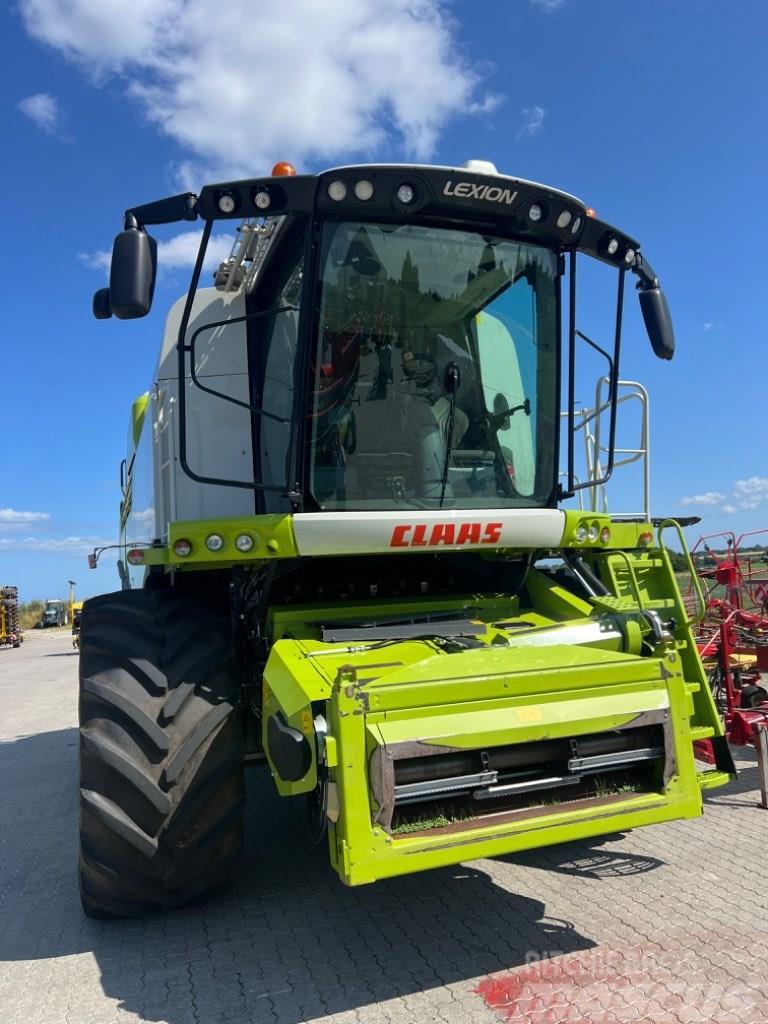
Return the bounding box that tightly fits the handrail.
[658,518,706,625]
[565,378,650,519]
[607,550,646,610]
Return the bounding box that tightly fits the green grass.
[389,773,646,835]
[391,804,474,835]
[592,775,641,799]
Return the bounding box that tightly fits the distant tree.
[19,600,44,630]
[667,551,689,572]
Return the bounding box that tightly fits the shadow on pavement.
[0,728,595,1024]
[702,746,766,807]
[503,839,665,879]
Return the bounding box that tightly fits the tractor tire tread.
[77,588,244,916]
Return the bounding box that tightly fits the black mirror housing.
[92,287,112,320]
[639,287,675,360]
[109,228,158,319]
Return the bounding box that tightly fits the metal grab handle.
[658,518,706,625]
[186,305,297,421]
[608,550,645,610]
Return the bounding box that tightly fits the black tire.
[78,588,244,917]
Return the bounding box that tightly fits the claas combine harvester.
[80,159,733,917]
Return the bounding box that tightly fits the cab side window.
[257,254,303,512]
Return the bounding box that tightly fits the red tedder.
[687,530,768,802]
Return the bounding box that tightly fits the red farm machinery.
[687,530,768,801]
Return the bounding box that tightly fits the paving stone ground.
[1,629,767,1024]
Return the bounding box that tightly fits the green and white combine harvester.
[81,159,734,917]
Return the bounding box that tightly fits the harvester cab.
[79,159,731,917]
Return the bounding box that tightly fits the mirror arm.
[635,254,675,361]
[488,397,530,430]
[632,253,659,291]
[123,193,199,231]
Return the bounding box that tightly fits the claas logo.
[390,522,503,548]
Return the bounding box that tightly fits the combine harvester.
[0,586,22,648]
[81,159,733,917]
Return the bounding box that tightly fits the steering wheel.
[401,351,438,388]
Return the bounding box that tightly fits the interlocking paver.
[3,631,768,1023]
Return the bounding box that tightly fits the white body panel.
[292,508,565,556]
[127,288,256,553]
[156,288,255,531]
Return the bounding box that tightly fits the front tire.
[78,589,244,917]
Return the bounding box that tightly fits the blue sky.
[1,0,766,601]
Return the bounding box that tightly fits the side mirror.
[109,227,158,319]
[92,287,112,320]
[639,287,675,360]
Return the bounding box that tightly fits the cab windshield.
[309,220,558,510]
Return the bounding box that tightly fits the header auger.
[79,158,730,918]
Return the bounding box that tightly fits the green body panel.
[120,392,151,533]
[131,392,149,447]
[142,515,300,567]
[321,654,702,886]
[261,641,324,796]
[258,536,730,885]
[142,509,655,570]
[268,594,520,642]
[367,677,669,749]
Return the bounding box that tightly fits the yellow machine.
[71,600,84,650]
[1,586,22,648]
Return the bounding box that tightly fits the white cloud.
[17,92,61,135]
[0,535,112,556]
[729,477,768,511]
[0,508,50,523]
[703,322,714,332]
[131,507,155,526]
[530,0,567,11]
[20,0,496,184]
[734,476,768,496]
[678,492,726,507]
[156,230,235,271]
[516,105,545,141]
[80,229,235,274]
[678,477,768,514]
[78,249,111,271]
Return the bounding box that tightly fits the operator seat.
[352,389,468,503]
[352,395,412,500]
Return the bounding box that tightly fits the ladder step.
[591,596,677,612]
[698,770,731,790]
[690,726,715,742]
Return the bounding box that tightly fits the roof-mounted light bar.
[96,161,674,358]
[116,165,640,275]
